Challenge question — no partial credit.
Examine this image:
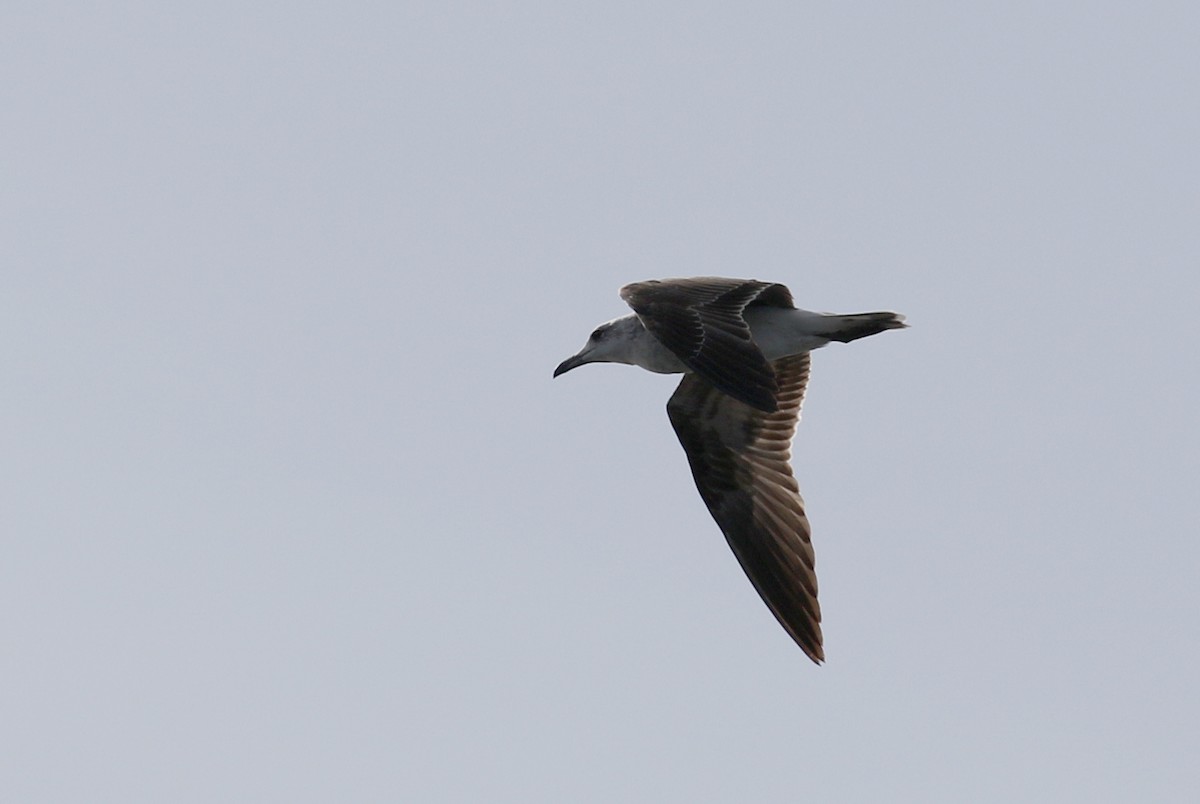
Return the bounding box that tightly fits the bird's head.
[553,316,641,377]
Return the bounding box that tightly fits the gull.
[553,277,905,663]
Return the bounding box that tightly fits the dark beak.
[553,353,585,377]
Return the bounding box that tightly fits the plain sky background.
[3,2,1198,802]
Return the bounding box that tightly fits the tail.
[820,311,907,343]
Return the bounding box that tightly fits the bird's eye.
[591,327,606,340]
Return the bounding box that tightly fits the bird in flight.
[553,277,905,663]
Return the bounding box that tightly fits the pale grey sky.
[3,2,1198,802]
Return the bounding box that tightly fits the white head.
[553,314,645,376]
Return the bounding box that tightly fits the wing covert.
[621,278,794,412]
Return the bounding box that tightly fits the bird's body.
[568,306,868,375]
[553,277,905,663]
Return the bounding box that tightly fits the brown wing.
[666,353,822,663]
[620,277,795,413]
